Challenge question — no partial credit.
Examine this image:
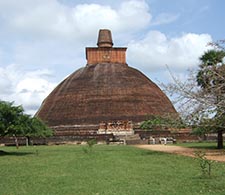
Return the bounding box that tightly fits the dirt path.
[135,145,225,162]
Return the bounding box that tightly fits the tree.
[197,50,225,89]
[163,47,225,149]
[0,101,23,136]
[17,114,52,146]
[196,49,225,149]
[140,115,184,131]
[0,101,52,147]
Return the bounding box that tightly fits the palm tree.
[196,49,225,149]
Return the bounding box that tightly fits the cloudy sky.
[0,0,224,115]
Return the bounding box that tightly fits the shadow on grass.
[187,145,223,150]
[140,150,167,156]
[186,146,225,150]
[178,142,225,150]
[0,150,34,156]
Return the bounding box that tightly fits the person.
[163,137,167,145]
[152,137,155,145]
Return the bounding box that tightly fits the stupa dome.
[36,29,177,131]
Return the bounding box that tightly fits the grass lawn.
[0,145,225,195]
[177,141,225,150]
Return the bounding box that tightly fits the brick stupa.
[36,29,177,138]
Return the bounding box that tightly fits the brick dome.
[36,29,177,129]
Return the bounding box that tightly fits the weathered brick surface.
[36,63,178,126]
[86,48,127,64]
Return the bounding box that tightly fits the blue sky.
[0,0,224,115]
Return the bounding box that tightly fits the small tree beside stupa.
[0,101,52,148]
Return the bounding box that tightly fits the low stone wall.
[126,139,148,145]
[0,134,114,146]
[1,129,218,146]
[134,130,200,142]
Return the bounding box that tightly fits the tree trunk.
[26,137,29,146]
[13,134,19,149]
[217,129,223,149]
[26,137,31,146]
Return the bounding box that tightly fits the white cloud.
[0,64,22,94]
[13,40,85,68]
[151,13,180,26]
[16,77,56,115]
[0,64,56,115]
[127,31,213,73]
[0,0,151,43]
[0,0,152,73]
[117,0,151,30]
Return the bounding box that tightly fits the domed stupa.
[36,29,177,139]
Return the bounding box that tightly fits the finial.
[97,29,113,48]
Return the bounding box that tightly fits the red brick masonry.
[86,47,127,64]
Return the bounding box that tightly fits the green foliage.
[0,145,225,195]
[191,127,208,137]
[87,139,97,148]
[140,115,185,130]
[197,50,225,90]
[191,108,225,135]
[24,117,53,138]
[0,101,24,136]
[83,139,97,153]
[191,115,214,136]
[0,100,52,139]
[195,151,214,177]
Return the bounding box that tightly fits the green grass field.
[0,145,225,195]
[177,141,225,149]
